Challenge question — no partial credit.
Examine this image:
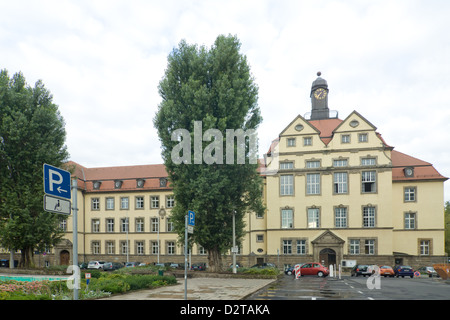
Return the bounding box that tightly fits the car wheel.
[287,271,292,275]
[317,271,324,277]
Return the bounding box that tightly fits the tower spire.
[310,72,330,120]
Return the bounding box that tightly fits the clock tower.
[310,72,330,120]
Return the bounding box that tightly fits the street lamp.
[157,206,166,264]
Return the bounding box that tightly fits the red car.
[299,262,329,277]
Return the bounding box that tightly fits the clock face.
[314,88,327,100]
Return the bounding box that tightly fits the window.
[296,240,306,255]
[333,159,348,167]
[121,218,129,232]
[136,241,144,255]
[405,212,416,229]
[404,187,416,202]
[151,241,159,255]
[420,240,430,255]
[256,234,264,242]
[350,239,360,255]
[151,196,159,208]
[361,171,376,193]
[341,134,350,143]
[92,241,100,254]
[306,173,320,195]
[363,207,376,228]
[359,133,368,142]
[287,138,296,147]
[136,218,144,232]
[120,197,129,210]
[106,197,114,210]
[151,218,159,232]
[283,240,292,254]
[280,162,294,170]
[92,219,100,233]
[335,207,347,228]
[307,208,320,228]
[135,196,144,209]
[106,218,114,232]
[91,198,100,210]
[167,218,174,232]
[166,195,175,208]
[334,172,348,194]
[303,137,312,146]
[280,175,294,195]
[281,209,293,228]
[121,241,129,255]
[364,239,375,255]
[106,241,115,255]
[59,218,67,231]
[306,160,320,168]
[361,158,376,166]
[167,241,176,255]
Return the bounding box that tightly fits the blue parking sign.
[188,210,195,226]
[43,164,71,200]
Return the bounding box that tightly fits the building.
[256,72,447,268]
[11,73,446,269]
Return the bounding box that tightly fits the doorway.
[319,248,336,266]
[60,250,70,265]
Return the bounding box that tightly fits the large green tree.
[154,35,264,271]
[0,70,69,268]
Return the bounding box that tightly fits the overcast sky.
[1,0,449,201]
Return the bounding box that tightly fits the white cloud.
[1,0,449,200]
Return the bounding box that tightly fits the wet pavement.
[100,277,276,300]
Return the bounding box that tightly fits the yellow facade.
[54,74,447,269]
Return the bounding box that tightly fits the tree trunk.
[207,247,223,272]
[19,247,35,268]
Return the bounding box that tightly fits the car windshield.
[401,266,412,269]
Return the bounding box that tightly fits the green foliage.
[0,69,69,267]
[242,268,279,276]
[154,34,264,271]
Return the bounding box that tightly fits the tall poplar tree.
[154,35,264,271]
[0,70,69,268]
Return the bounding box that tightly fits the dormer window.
[160,178,168,187]
[114,180,123,189]
[404,167,414,178]
[136,179,145,188]
[93,181,101,190]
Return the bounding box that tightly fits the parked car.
[191,263,207,271]
[170,263,180,269]
[394,265,415,278]
[417,266,438,278]
[351,264,371,277]
[103,262,123,271]
[87,261,105,269]
[285,265,295,275]
[298,263,329,277]
[379,265,395,277]
[125,262,140,267]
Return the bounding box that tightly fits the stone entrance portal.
[311,230,344,266]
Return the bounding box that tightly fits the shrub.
[88,277,130,294]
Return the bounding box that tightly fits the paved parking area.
[100,277,276,300]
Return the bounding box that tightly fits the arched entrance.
[319,248,336,266]
[60,250,70,265]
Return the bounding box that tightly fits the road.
[248,275,450,300]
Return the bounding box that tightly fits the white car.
[87,261,105,269]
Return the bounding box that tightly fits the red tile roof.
[308,118,343,145]
[67,161,171,193]
[391,150,447,182]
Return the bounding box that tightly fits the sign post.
[185,210,195,300]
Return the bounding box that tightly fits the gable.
[333,110,377,133]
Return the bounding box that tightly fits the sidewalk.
[100,277,276,300]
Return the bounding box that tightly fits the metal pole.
[72,178,79,300]
[232,210,236,274]
[157,216,160,264]
[184,214,188,300]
